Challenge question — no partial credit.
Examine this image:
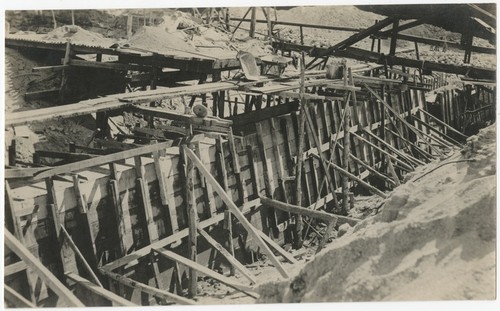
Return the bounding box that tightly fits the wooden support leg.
[182,146,197,298]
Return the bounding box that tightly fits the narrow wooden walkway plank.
[66,272,137,306]
[4,230,85,307]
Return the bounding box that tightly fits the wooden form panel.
[6,77,454,305]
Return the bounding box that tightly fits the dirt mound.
[257,124,496,302]
[43,25,114,46]
[126,26,196,54]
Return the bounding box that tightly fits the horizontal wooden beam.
[231,18,362,32]
[32,65,69,72]
[68,59,152,72]
[66,273,137,306]
[25,88,60,100]
[5,260,28,276]
[4,230,85,307]
[32,141,172,181]
[378,32,496,55]
[228,101,300,128]
[260,195,336,222]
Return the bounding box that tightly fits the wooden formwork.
[4,71,469,306]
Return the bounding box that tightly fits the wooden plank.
[184,147,289,278]
[181,146,198,298]
[4,285,37,308]
[195,142,216,217]
[228,100,300,128]
[215,137,229,192]
[5,261,28,276]
[153,249,257,296]
[197,227,257,284]
[134,156,159,242]
[66,273,136,306]
[255,230,299,264]
[33,141,172,180]
[260,196,336,223]
[60,225,103,287]
[99,268,197,305]
[304,103,337,204]
[312,154,387,199]
[337,144,396,186]
[228,129,247,203]
[68,59,152,71]
[108,169,127,260]
[157,155,180,233]
[418,108,468,139]
[4,230,85,307]
[351,132,414,171]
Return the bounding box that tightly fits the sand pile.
[126,26,196,54]
[258,124,496,302]
[43,25,114,46]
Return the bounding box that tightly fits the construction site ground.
[4,5,497,305]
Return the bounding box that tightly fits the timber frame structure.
[4,6,496,307]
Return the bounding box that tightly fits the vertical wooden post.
[8,139,16,166]
[59,41,71,104]
[414,41,420,60]
[71,10,75,25]
[224,211,235,276]
[51,10,57,29]
[266,7,273,41]
[294,53,306,248]
[127,14,133,40]
[249,7,257,38]
[341,78,353,215]
[212,71,221,116]
[182,145,197,298]
[389,20,399,55]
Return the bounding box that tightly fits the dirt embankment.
[258,124,496,302]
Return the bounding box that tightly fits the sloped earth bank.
[257,124,496,302]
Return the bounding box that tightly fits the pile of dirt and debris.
[257,124,496,302]
[42,25,115,46]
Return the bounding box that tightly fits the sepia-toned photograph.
[3,0,497,307]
